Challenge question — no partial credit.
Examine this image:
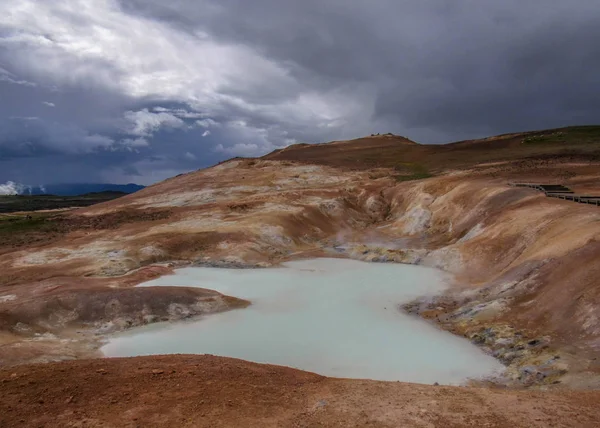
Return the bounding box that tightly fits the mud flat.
[102,258,504,385]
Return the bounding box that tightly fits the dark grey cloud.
[125,0,600,136]
[1,0,599,187]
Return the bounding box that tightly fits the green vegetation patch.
[522,126,600,145]
[0,213,58,234]
[393,163,433,182]
[0,213,66,250]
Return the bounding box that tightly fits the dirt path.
[2,355,600,427]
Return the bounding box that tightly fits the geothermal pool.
[102,258,503,384]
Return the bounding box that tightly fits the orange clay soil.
[2,355,600,428]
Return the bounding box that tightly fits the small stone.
[152,369,164,375]
[96,369,107,374]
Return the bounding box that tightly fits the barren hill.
[264,126,600,176]
[1,126,600,426]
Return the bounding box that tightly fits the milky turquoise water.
[101,258,503,384]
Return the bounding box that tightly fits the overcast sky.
[1,0,599,186]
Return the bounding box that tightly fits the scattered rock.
[316,400,327,409]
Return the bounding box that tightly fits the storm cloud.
[1,0,599,185]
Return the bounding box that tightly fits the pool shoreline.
[100,258,505,386]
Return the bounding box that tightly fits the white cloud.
[42,101,55,107]
[123,108,185,137]
[0,0,375,153]
[0,67,36,87]
[0,0,297,103]
[184,151,196,160]
[202,130,211,137]
[0,181,29,195]
[9,116,39,121]
[195,118,219,128]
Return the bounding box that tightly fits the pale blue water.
[101,258,503,384]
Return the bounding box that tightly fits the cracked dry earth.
[2,135,600,426]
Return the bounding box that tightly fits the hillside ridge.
[263,125,600,173]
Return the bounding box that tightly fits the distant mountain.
[29,183,145,196]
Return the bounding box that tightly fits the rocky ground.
[1,132,600,425]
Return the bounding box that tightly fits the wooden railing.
[509,183,600,206]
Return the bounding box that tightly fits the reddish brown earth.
[1,127,600,426]
[2,355,600,428]
[264,126,600,172]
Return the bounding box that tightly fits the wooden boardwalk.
[511,183,600,206]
